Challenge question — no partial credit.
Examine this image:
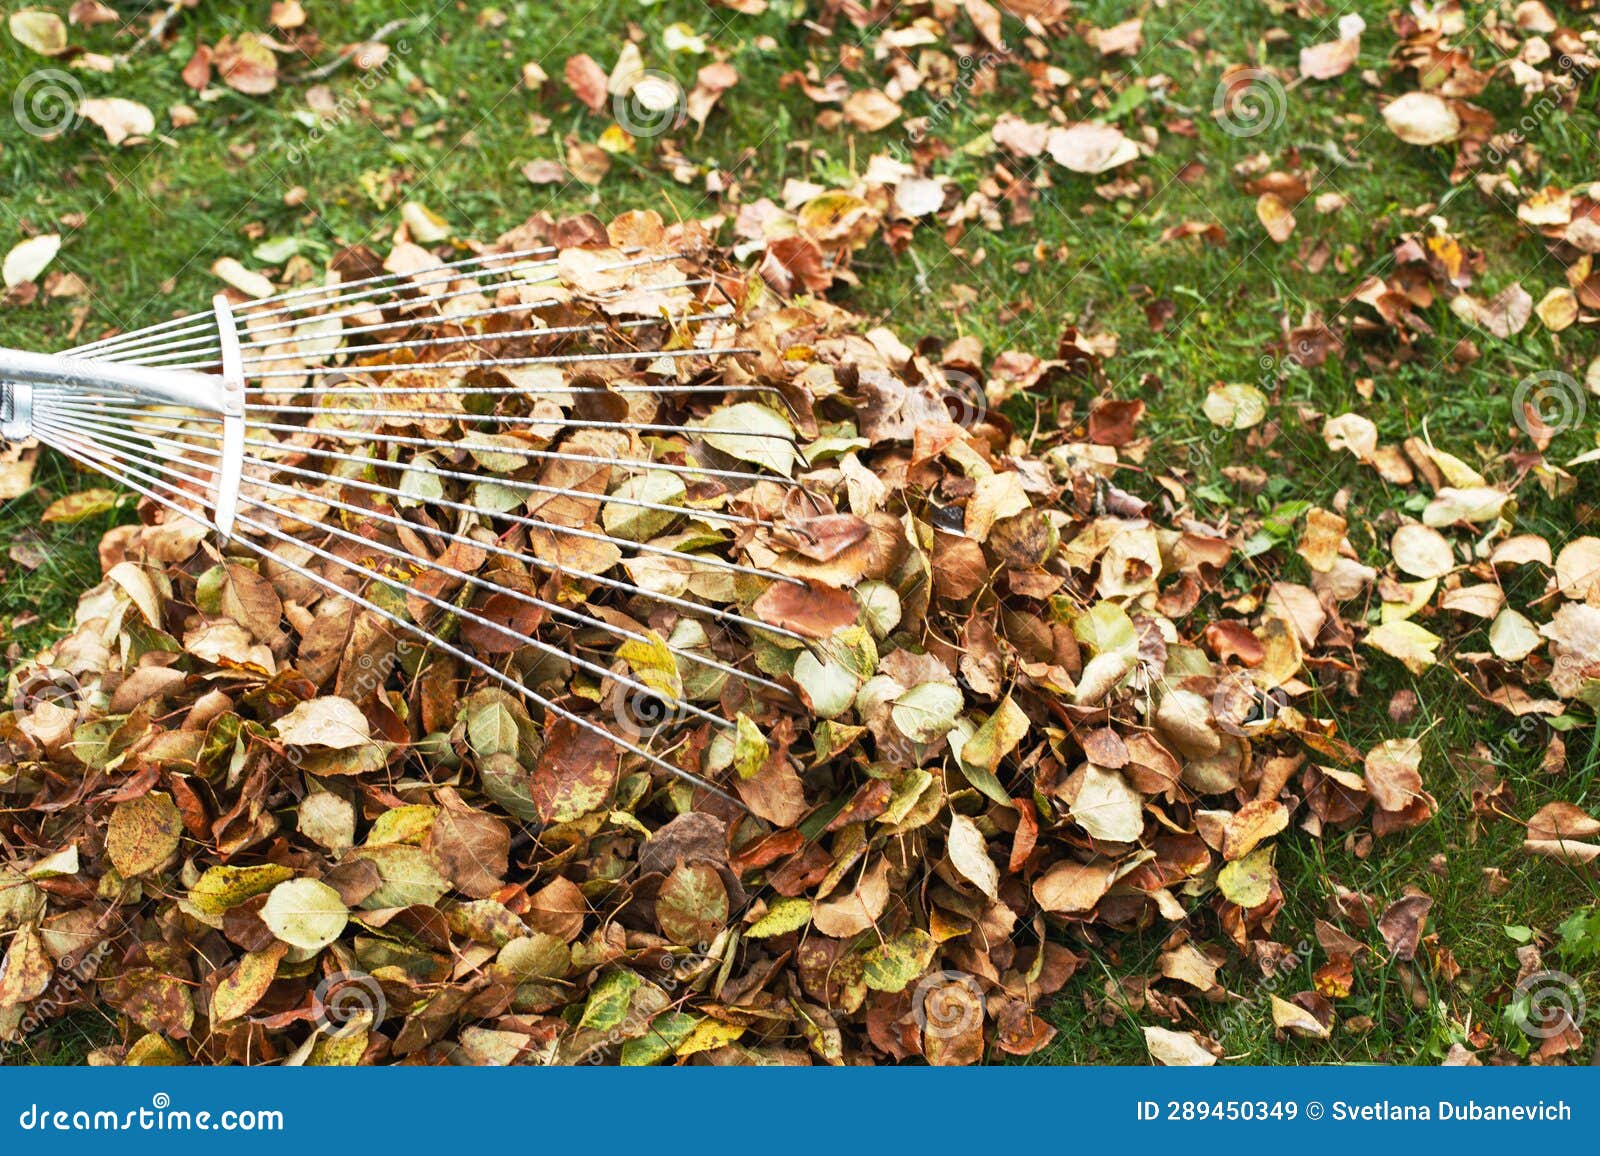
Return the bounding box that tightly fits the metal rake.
[0,244,820,804]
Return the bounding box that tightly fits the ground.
[0,0,1596,1064]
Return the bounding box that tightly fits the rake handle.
[0,345,226,441]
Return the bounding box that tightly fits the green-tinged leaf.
[616,631,682,697]
[746,896,813,938]
[366,804,438,847]
[1074,601,1137,658]
[854,581,902,638]
[41,489,119,524]
[621,1012,699,1065]
[397,456,445,507]
[580,969,641,1031]
[260,878,349,950]
[106,792,182,877]
[347,845,452,909]
[733,713,769,779]
[603,472,686,541]
[675,1016,746,1056]
[695,403,797,477]
[959,695,1029,771]
[891,682,962,744]
[211,943,288,1022]
[656,861,729,946]
[1217,845,1275,908]
[188,864,295,915]
[1203,382,1268,429]
[793,650,859,719]
[124,1034,185,1066]
[861,929,938,993]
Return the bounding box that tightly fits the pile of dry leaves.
[0,209,1591,1065]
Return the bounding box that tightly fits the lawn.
[1,0,1597,1064]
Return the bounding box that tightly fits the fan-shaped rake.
[0,244,823,805]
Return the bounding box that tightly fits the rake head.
[0,242,842,804]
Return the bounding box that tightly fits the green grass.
[2,0,1597,1064]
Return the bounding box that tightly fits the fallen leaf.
[260,878,349,951]
[3,234,61,289]
[1047,123,1139,174]
[1382,92,1461,146]
[78,98,155,146]
[8,10,67,56]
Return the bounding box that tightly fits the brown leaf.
[182,44,212,90]
[106,792,183,877]
[1032,859,1114,914]
[812,857,890,937]
[0,923,52,1008]
[78,98,155,146]
[1299,37,1359,80]
[564,54,609,111]
[656,862,729,946]
[1363,738,1423,812]
[1377,892,1433,960]
[752,580,858,639]
[214,33,278,95]
[530,718,619,824]
[842,90,901,132]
